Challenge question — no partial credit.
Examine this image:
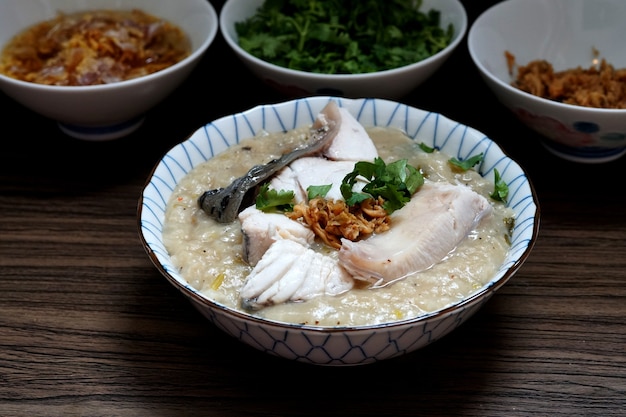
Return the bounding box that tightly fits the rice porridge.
[162,125,514,327]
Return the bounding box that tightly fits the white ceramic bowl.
[0,0,218,141]
[468,0,626,163]
[219,0,467,99]
[138,96,540,366]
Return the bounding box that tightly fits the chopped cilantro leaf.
[418,142,435,153]
[255,183,295,212]
[341,157,423,214]
[449,153,510,202]
[449,153,484,171]
[307,184,332,200]
[490,169,509,202]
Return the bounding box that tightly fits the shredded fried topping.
[287,197,391,249]
[0,9,191,86]
[505,50,626,109]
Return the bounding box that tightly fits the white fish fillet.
[240,239,354,310]
[269,101,379,204]
[338,182,493,287]
[269,165,307,203]
[238,206,315,266]
[274,157,361,202]
[314,101,379,162]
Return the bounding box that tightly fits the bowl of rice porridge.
[138,96,540,366]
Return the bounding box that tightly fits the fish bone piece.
[338,182,494,287]
[314,101,379,162]
[238,205,315,266]
[240,239,354,310]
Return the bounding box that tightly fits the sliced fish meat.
[238,205,315,266]
[198,103,337,223]
[240,239,354,310]
[314,101,379,162]
[338,182,494,287]
[271,157,363,203]
[198,100,377,223]
[268,165,307,203]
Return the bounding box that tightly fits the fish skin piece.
[200,101,378,223]
[338,182,494,287]
[198,102,338,223]
[238,205,315,266]
[240,239,354,310]
[314,102,379,162]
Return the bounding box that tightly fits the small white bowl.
[219,0,467,99]
[468,0,626,163]
[0,0,218,141]
[138,96,540,366]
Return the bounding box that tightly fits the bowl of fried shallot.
[0,0,217,140]
[469,0,626,163]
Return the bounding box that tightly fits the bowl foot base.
[542,142,626,164]
[58,116,145,141]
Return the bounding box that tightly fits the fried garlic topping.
[287,197,390,249]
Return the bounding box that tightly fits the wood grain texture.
[1,1,625,416]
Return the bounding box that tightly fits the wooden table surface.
[1,1,625,416]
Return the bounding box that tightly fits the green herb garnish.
[418,142,435,153]
[449,153,484,171]
[448,153,509,202]
[255,183,295,212]
[490,169,509,202]
[341,157,423,214]
[307,184,332,200]
[235,0,454,74]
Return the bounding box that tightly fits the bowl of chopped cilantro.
[219,0,467,99]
